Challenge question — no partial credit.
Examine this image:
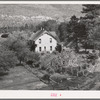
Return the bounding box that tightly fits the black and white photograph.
[0,2,100,91]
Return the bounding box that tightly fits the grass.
[0,66,47,90]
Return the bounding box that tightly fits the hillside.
[0,4,84,27]
[0,4,83,18]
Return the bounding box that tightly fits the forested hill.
[0,4,83,22]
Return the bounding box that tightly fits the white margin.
[0,1,99,4]
[0,90,100,99]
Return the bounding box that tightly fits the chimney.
[41,27,44,30]
[41,27,43,30]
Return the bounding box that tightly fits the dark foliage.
[28,40,37,52]
[55,43,62,53]
[1,34,9,38]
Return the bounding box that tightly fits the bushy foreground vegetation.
[39,49,99,90]
[41,49,98,75]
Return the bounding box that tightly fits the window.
[39,39,41,44]
[50,46,52,51]
[39,47,41,51]
[63,61,65,65]
[50,38,52,43]
[44,46,46,51]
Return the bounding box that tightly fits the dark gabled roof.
[29,30,60,43]
[29,30,44,41]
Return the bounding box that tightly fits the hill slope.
[0,4,84,27]
[0,4,83,18]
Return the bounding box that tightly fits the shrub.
[25,51,40,67]
[25,51,40,62]
[26,60,34,66]
[50,73,67,83]
[78,71,83,77]
[47,51,50,54]
[52,50,58,55]
[1,33,9,38]
[86,50,98,65]
[55,44,62,53]
[41,73,50,82]
[40,66,46,70]
[41,52,45,56]
[46,67,55,74]
[34,62,40,68]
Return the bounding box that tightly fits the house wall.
[35,34,57,53]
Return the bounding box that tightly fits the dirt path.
[0,66,47,90]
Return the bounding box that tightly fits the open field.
[0,66,47,90]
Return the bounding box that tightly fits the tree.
[58,22,69,42]
[25,23,29,30]
[2,31,29,64]
[65,15,79,52]
[28,40,37,52]
[91,25,100,50]
[25,51,40,67]
[0,45,17,74]
[82,5,100,19]
[73,21,88,52]
[57,15,88,52]
[55,43,62,53]
[82,4,100,50]
[36,20,58,32]
[65,15,86,52]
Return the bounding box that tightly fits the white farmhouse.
[29,29,60,53]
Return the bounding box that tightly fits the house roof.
[29,30,60,43]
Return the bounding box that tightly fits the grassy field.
[0,66,47,90]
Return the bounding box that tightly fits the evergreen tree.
[82,4,100,19]
[58,22,69,42]
[82,4,100,50]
